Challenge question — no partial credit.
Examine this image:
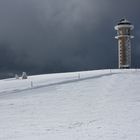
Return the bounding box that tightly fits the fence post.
[31,81,33,88]
[110,69,112,73]
[78,73,80,79]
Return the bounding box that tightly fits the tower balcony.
[115,35,134,39]
[115,24,134,30]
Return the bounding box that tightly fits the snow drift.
[0,69,140,140]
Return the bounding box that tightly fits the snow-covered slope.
[0,69,140,140]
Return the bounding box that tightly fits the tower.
[115,19,134,69]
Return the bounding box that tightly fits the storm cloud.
[0,0,140,77]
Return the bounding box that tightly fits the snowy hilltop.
[0,69,140,140]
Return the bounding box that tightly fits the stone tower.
[115,19,134,69]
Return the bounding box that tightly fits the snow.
[0,69,140,140]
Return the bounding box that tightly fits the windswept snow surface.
[0,69,140,140]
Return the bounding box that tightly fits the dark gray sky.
[0,0,140,77]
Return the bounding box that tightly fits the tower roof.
[117,18,131,25]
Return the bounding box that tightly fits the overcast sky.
[0,0,140,76]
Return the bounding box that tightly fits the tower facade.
[115,19,134,69]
